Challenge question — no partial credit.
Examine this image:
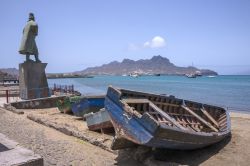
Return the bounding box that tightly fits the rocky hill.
[0,68,19,77]
[77,55,217,76]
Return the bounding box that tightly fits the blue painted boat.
[71,95,105,117]
[105,86,231,150]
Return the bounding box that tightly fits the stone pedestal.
[19,61,50,100]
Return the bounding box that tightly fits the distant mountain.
[76,55,217,76]
[0,68,19,77]
[0,71,7,77]
[0,70,17,80]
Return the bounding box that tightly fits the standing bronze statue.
[19,13,41,62]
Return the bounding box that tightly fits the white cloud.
[127,36,166,51]
[143,36,166,48]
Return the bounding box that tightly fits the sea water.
[48,75,250,112]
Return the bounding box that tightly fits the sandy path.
[0,108,117,166]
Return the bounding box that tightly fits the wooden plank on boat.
[123,98,188,131]
[121,98,150,104]
[154,101,180,107]
[181,105,218,132]
[149,102,188,131]
[200,108,219,128]
[154,101,208,112]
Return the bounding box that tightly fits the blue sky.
[0,0,249,74]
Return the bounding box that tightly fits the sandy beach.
[0,106,249,166]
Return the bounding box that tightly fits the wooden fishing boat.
[71,95,105,117]
[105,86,231,150]
[84,108,113,132]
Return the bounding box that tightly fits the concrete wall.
[10,96,66,109]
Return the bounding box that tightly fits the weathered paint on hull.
[87,121,113,131]
[84,109,113,131]
[71,96,105,117]
[105,98,153,146]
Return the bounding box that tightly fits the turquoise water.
[48,75,250,112]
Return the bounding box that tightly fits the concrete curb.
[2,104,24,114]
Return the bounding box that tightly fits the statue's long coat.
[19,20,38,55]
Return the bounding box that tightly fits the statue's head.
[29,13,35,21]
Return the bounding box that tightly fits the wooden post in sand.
[6,90,9,103]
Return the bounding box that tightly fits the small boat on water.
[105,86,231,150]
[71,95,105,117]
[185,73,197,78]
[129,73,139,78]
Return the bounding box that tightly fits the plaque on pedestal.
[19,61,50,100]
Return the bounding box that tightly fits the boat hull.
[71,96,105,117]
[105,87,231,150]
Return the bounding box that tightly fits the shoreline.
[229,109,250,114]
[1,82,250,113]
